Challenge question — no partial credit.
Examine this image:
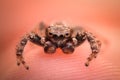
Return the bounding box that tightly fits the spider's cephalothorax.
[16,22,101,70]
[46,22,72,47]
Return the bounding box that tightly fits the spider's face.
[46,22,72,41]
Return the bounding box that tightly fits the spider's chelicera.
[16,22,101,70]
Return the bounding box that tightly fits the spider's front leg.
[85,31,101,66]
[16,22,46,70]
[71,27,101,67]
[16,32,45,70]
[71,27,86,46]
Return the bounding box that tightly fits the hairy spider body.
[16,22,101,70]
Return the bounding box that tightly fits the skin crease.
[0,0,120,80]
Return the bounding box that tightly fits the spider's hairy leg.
[16,32,45,70]
[16,35,29,70]
[16,22,47,70]
[85,32,101,66]
[71,27,86,46]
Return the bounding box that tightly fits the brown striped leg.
[85,32,101,66]
[16,32,45,70]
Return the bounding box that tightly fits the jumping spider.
[16,22,101,70]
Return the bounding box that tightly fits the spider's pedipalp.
[61,42,75,54]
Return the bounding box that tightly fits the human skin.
[0,0,120,80]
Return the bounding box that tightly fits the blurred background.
[0,0,120,80]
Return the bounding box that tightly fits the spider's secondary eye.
[49,32,52,35]
[66,33,69,36]
[65,33,70,37]
[48,32,53,37]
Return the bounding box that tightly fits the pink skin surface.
[0,0,120,80]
